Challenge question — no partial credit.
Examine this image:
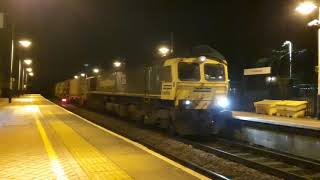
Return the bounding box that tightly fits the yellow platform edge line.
[48,100,210,180]
[45,111,133,179]
[34,113,68,180]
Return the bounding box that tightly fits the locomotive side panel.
[95,65,162,95]
[125,65,146,94]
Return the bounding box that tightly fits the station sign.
[244,67,271,76]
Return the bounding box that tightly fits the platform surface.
[0,94,207,179]
[233,111,320,131]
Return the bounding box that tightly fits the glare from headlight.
[216,96,229,108]
[184,100,192,105]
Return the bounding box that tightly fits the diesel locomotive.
[55,47,231,135]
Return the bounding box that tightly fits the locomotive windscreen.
[204,64,225,81]
[178,62,200,81]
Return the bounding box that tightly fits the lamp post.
[80,73,86,78]
[158,46,170,57]
[92,68,100,74]
[282,41,293,79]
[8,37,32,102]
[113,61,122,68]
[18,42,32,94]
[24,70,34,91]
[23,59,32,65]
[26,67,32,73]
[18,60,21,93]
[19,40,32,48]
[113,60,124,92]
[19,59,32,94]
[295,1,320,117]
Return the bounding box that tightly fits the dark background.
[1,0,318,96]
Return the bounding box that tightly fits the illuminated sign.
[244,67,271,76]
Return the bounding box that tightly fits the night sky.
[2,0,319,95]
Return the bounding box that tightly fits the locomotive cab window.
[178,62,200,81]
[160,66,172,82]
[204,64,225,81]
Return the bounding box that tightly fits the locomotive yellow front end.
[161,56,231,135]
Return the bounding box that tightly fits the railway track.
[60,103,231,180]
[61,103,320,179]
[181,138,320,179]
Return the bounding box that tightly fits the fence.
[229,82,317,117]
[292,84,317,116]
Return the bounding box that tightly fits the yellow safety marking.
[52,102,210,180]
[34,114,67,180]
[46,111,132,180]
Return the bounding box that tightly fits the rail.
[180,138,320,179]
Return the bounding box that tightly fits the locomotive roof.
[166,45,227,65]
[164,57,228,65]
[191,45,226,62]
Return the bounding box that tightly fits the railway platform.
[232,111,320,131]
[0,94,208,179]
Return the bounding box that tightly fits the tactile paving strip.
[47,116,132,180]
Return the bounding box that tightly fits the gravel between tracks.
[64,105,280,180]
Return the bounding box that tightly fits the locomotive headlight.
[199,56,207,62]
[180,100,193,109]
[215,96,229,108]
[184,100,192,105]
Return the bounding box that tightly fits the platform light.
[80,73,86,77]
[74,75,79,79]
[28,72,34,77]
[308,19,320,26]
[19,40,32,48]
[93,68,100,74]
[26,67,32,72]
[113,61,122,68]
[24,59,32,65]
[158,46,170,57]
[296,1,317,15]
[61,98,67,103]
